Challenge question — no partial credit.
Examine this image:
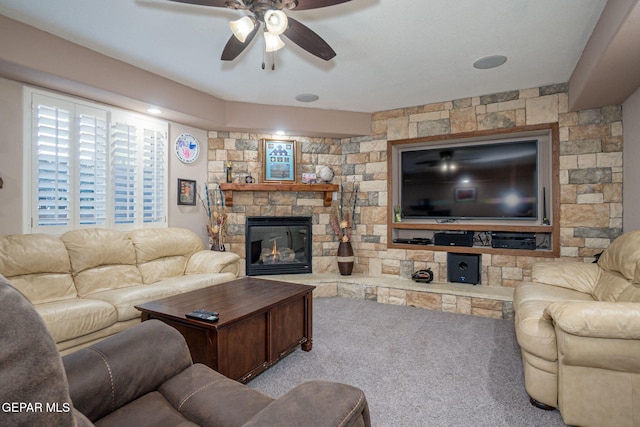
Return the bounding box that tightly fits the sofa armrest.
[544,301,640,339]
[62,320,192,422]
[243,380,370,427]
[185,250,241,276]
[532,262,601,294]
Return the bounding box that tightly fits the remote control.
[186,309,219,323]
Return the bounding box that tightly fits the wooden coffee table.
[135,277,315,383]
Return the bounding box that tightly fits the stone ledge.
[256,273,514,320]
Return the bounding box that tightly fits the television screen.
[400,140,538,220]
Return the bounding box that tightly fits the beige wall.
[0,77,24,235]
[168,124,209,245]
[0,14,370,138]
[623,87,640,231]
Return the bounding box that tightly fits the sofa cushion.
[0,233,76,304]
[37,298,118,343]
[617,284,640,302]
[531,262,600,294]
[128,228,203,284]
[159,364,274,427]
[93,391,198,427]
[598,230,640,280]
[592,269,631,302]
[155,273,237,293]
[86,285,178,321]
[61,229,143,297]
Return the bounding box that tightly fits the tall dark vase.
[337,241,354,276]
[211,243,225,252]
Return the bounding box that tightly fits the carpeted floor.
[248,297,566,427]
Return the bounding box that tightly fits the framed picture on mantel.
[260,139,298,182]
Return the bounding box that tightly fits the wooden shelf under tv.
[219,183,339,207]
[389,222,559,257]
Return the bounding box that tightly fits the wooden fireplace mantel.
[219,183,339,207]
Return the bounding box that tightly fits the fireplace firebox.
[245,216,312,276]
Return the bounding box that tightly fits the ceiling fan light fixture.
[264,10,288,35]
[264,31,285,52]
[229,16,257,43]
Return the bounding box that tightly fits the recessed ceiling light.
[275,130,286,135]
[473,55,507,70]
[147,107,162,115]
[295,93,319,103]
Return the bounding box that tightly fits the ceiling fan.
[167,0,352,62]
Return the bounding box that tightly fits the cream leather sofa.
[0,227,241,355]
[514,230,640,427]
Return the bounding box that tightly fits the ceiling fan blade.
[283,17,336,61]
[293,0,352,10]
[166,0,230,7]
[221,25,258,61]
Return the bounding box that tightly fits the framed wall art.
[259,139,298,182]
[455,187,476,202]
[177,178,197,205]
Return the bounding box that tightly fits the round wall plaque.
[174,133,200,164]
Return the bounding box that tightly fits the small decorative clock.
[174,133,200,164]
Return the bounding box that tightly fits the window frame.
[24,88,168,234]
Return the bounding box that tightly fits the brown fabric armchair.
[0,275,371,427]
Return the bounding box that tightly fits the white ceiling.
[0,0,608,114]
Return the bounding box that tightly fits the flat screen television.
[400,140,538,220]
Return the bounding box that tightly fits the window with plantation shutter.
[28,89,168,234]
[78,108,108,226]
[142,128,166,224]
[111,120,138,225]
[33,95,76,232]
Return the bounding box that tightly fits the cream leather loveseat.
[514,230,640,427]
[0,227,241,355]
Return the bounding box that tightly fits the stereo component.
[434,231,474,247]
[491,232,536,250]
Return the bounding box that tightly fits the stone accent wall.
[205,134,346,274]
[207,83,623,288]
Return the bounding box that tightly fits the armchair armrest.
[532,262,600,294]
[544,301,640,339]
[62,320,192,422]
[186,250,241,276]
[243,380,370,427]
[545,301,640,374]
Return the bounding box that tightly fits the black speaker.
[447,253,481,285]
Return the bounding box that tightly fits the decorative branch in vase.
[330,180,359,275]
[199,182,228,251]
[330,180,359,242]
